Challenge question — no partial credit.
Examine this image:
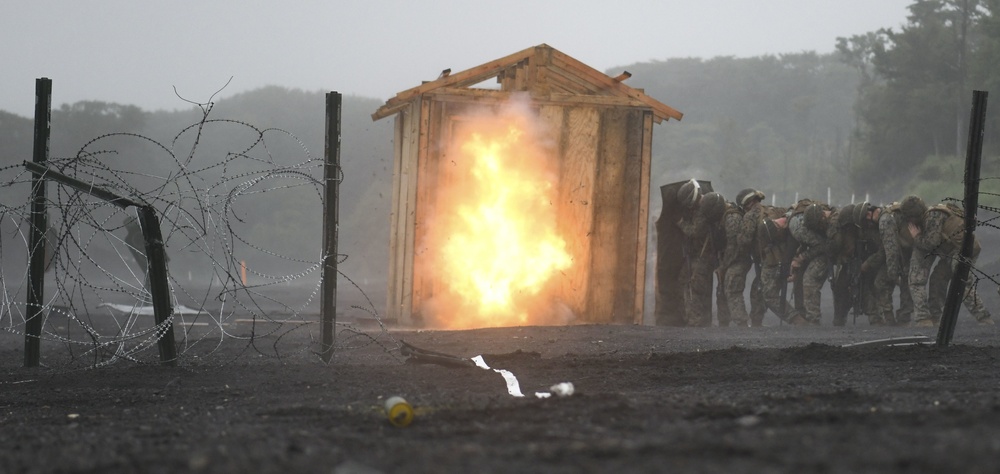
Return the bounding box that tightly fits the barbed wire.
[0,106,399,370]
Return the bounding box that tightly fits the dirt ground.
[2,318,1000,474]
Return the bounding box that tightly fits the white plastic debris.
[471,355,524,397]
[472,355,573,399]
[549,382,574,397]
[97,303,204,315]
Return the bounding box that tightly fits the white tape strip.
[471,355,524,397]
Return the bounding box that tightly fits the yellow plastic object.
[384,396,414,427]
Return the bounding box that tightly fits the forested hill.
[5,0,1000,291]
[620,53,861,204]
[0,53,860,292]
[0,56,905,289]
[0,89,395,286]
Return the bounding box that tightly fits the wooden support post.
[138,206,177,365]
[938,90,988,346]
[22,162,176,364]
[24,78,51,368]
[320,92,341,363]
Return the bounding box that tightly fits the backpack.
[930,202,967,254]
[884,202,914,249]
[789,198,817,217]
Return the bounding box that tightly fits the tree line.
[2,0,998,290]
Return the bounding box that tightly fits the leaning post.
[320,92,342,363]
[938,90,988,346]
[22,161,177,365]
[24,78,52,368]
[137,206,177,365]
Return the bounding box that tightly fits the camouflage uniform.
[854,208,881,322]
[828,207,854,326]
[720,197,764,327]
[910,205,992,325]
[678,198,722,326]
[828,204,878,326]
[753,208,796,323]
[862,205,914,325]
[789,206,831,325]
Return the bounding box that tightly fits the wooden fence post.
[24,78,51,368]
[320,92,341,362]
[938,90,988,346]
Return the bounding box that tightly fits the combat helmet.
[701,192,727,222]
[899,195,927,222]
[803,203,828,232]
[677,179,701,210]
[853,201,873,227]
[837,201,869,228]
[836,203,857,228]
[735,188,765,211]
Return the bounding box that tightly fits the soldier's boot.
[832,313,848,327]
[788,313,810,326]
[868,315,886,326]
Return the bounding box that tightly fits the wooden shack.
[372,44,682,326]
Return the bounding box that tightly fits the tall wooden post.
[938,90,988,346]
[25,78,51,367]
[22,161,177,364]
[138,206,178,365]
[320,92,342,362]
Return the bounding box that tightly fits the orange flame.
[421,104,572,328]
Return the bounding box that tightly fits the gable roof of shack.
[371,43,683,124]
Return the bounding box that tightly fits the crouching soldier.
[677,182,727,327]
[860,201,914,326]
[789,202,834,325]
[719,188,765,327]
[754,206,801,324]
[907,197,993,326]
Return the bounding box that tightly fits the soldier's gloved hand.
[860,261,871,274]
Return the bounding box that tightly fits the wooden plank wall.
[386,102,422,323]
[635,113,654,324]
[390,96,653,326]
[587,108,644,323]
[410,99,443,323]
[386,111,405,320]
[553,106,599,320]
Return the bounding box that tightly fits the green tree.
[839,0,998,196]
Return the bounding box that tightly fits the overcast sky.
[3,0,913,117]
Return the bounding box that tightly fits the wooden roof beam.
[613,71,632,82]
[372,45,539,120]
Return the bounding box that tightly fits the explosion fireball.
[421,103,572,329]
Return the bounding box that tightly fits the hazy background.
[2,0,910,116]
[4,0,1000,320]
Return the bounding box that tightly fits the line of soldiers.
[674,179,995,327]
